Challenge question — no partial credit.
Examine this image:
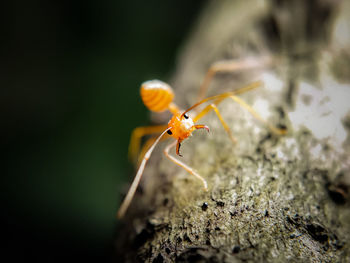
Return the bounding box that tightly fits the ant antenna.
[181,81,262,118]
[117,127,171,219]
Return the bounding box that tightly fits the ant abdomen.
[140,80,174,112]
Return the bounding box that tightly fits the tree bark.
[116,1,350,262]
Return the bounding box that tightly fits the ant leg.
[128,125,168,163]
[193,101,237,143]
[164,140,208,191]
[192,85,286,137]
[229,95,287,135]
[197,56,273,102]
[188,82,264,143]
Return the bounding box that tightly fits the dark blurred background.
[3,1,206,261]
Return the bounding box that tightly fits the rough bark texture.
[116,0,350,262]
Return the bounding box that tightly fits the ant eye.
[184,113,189,119]
[167,130,172,135]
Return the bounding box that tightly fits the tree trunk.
[116,1,350,262]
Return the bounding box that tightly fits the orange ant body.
[117,58,287,219]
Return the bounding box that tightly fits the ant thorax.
[167,113,195,141]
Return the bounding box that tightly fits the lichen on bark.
[116,1,350,262]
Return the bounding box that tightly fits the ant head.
[167,112,209,156]
[167,112,195,141]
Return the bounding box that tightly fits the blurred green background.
[4,1,205,261]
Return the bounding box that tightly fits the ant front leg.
[197,56,274,102]
[128,125,168,163]
[192,81,286,143]
[193,100,237,143]
[164,140,208,191]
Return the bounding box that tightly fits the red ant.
[117,57,287,218]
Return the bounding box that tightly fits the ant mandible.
[117,57,287,219]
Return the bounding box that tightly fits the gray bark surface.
[116,1,350,262]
